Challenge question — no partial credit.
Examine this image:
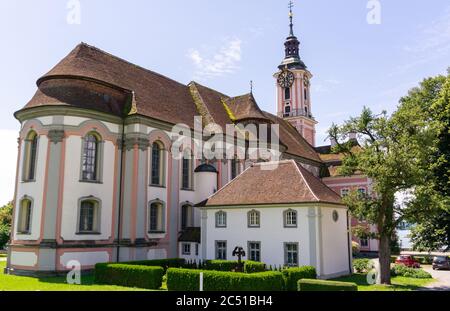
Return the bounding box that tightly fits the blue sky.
[0,0,449,206]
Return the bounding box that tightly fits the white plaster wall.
[36,116,53,126]
[179,242,200,262]
[10,251,38,266]
[147,248,167,260]
[60,251,110,267]
[205,206,311,267]
[60,136,115,240]
[13,135,48,241]
[321,207,350,276]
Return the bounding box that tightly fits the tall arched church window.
[151,141,165,186]
[81,133,102,182]
[22,131,38,181]
[284,87,291,100]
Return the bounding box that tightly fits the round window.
[332,210,339,222]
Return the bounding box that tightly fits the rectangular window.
[195,243,199,256]
[248,242,261,262]
[284,210,297,227]
[215,211,227,228]
[18,200,32,234]
[149,203,164,232]
[360,238,369,247]
[284,87,291,100]
[182,243,191,255]
[79,201,97,233]
[215,241,227,260]
[341,189,349,197]
[284,243,299,267]
[182,157,192,189]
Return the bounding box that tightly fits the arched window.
[284,209,298,228]
[81,133,101,181]
[248,210,260,228]
[17,198,32,234]
[181,204,193,230]
[284,87,291,100]
[304,106,308,116]
[151,141,165,186]
[215,211,227,228]
[149,201,165,233]
[78,199,100,233]
[231,156,240,180]
[22,131,38,181]
[304,88,308,100]
[181,151,193,190]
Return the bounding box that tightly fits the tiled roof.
[19,43,323,164]
[204,160,343,206]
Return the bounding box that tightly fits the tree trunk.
[378,233,391,285]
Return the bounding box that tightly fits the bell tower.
[275,1,317,146]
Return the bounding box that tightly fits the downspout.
[346,210,352,275]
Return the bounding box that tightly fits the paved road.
[422,265,450,291]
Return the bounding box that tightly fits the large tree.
[0,202,13,250]
[329,90,441,283]
[400,72,450,251]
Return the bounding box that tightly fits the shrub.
[390,264,432,279]
[353,258,373,273]
[298,279,358,291]
[244,261,266,273]
[167,268,285,291]
[95,263,164,289]
[121,258,185,272]
[282,266,317,291]
[204,260,239,271]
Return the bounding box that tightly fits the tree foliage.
[0,201,13,250]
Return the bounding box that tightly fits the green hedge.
[121,258,185,272]
[167,268,285,291]
[282,266,317,291]
[244,261,266,273]
[95,263,164,289]
[203,260,266,273]
[298,279,358,291]
[391,264,432,279]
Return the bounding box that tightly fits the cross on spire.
[250,80,253,94]
[288,0,294,36]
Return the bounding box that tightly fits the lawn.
[332,273,435,291]
[0,261,149,291]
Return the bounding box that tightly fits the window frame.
[17,197,33,235]
[284,242,299,267]
[248,241,261,262]
[22,131,39,182]
[80,132,103,183]
[283,209,298,228]
[181,151,194,190]
[181,203,193,230]
[215,240,227,260]
[148,200,166,233]
[215,211,227,228]
[76,197,101,235]
[340,188,350,197]
[247,210,261,228]
[150,141,165,187]
[182,243,191,255]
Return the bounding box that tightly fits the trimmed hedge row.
[95,263,164,289]
[298,279,358,291]
[121,258,185,272]
[203,260,266,273]
[391,264,432,279]
[166,268,285,291]
[282,266,317,291]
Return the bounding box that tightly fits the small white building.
[199,160,352,279]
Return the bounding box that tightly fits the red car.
[395,255,420,268]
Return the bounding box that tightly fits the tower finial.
[250,80,253,94]
[288,0,294,36]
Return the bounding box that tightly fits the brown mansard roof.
[19,42,322,164]
[204,160,343,207]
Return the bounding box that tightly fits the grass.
[0,261,150,291]
[332,273,435,291]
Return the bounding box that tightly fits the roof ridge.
[293,162,320,202]
[76,42,189,89]
[205,163,253,201]
[189,80,231,99]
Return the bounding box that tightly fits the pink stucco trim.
[130,145,139,242]
[109,144,119,243]
[64,120,117,142]
[56,247,113,271]
[11,136,21,243]
[55,137,66,245]
[37,137,52,244]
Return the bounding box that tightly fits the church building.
[6,6,352,278]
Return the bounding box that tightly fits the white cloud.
[0,130,18,206]
[187,38,242,80]
[312,78,341,93]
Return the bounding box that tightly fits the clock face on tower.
[277,70,295,88]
